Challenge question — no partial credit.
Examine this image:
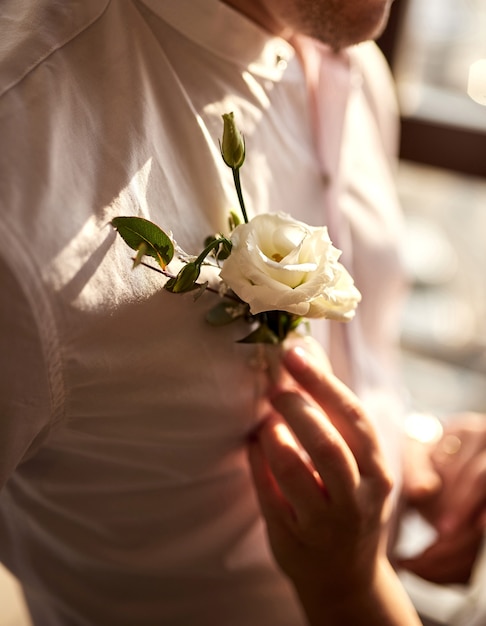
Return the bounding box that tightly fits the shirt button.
[321,172,331,187]
[275,52,288,70]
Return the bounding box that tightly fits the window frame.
[377,0,486,177]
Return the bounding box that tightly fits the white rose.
[220,212,361,321]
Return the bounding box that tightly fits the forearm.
[293,558,422,626]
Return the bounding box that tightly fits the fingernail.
[284,345,308,371]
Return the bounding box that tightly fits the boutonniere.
[111,113,361,343]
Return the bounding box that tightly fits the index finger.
[270,390,361,508]
[280,346,388,479]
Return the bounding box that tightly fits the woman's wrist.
[293,557,421,626]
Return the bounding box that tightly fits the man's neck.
[221,1,293,39]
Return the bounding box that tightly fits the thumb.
[402,438,442,502]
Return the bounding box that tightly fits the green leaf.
[206,300,247,326]
[216,237,232,261]
[111,216,174,269]
[204,235,218,249]
[228,210,241,231]
[133,242,148,268]
[193,282,209,301]
[237,324,280,345]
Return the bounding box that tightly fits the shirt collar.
[137,0,296,81]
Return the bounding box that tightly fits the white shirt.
[0,1,406,624]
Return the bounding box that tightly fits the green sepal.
[264,311,303,342]
[111,216,174,269]
[216,238,232,261]
[206,300,247,326]
[202,235,232,262]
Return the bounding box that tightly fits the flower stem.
[136,260,241,301]
[232,168,248,224]
[194,237,229,266]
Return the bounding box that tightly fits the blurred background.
[378,1,486,624]
[2,1,486,624]
[378,0,486,419]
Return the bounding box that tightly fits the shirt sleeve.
[0,255,54,489]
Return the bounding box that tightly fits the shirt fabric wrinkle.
[0,1,406,624]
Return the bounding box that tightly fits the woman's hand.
[248,345,421,626]
[428,413,486,535]
[400,412,486,583]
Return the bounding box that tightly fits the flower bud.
[165,263,200,293]
[220,112,245,169]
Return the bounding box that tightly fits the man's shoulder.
[350,41,394,81]
[349,41,400,157]
[0,0,110,98]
